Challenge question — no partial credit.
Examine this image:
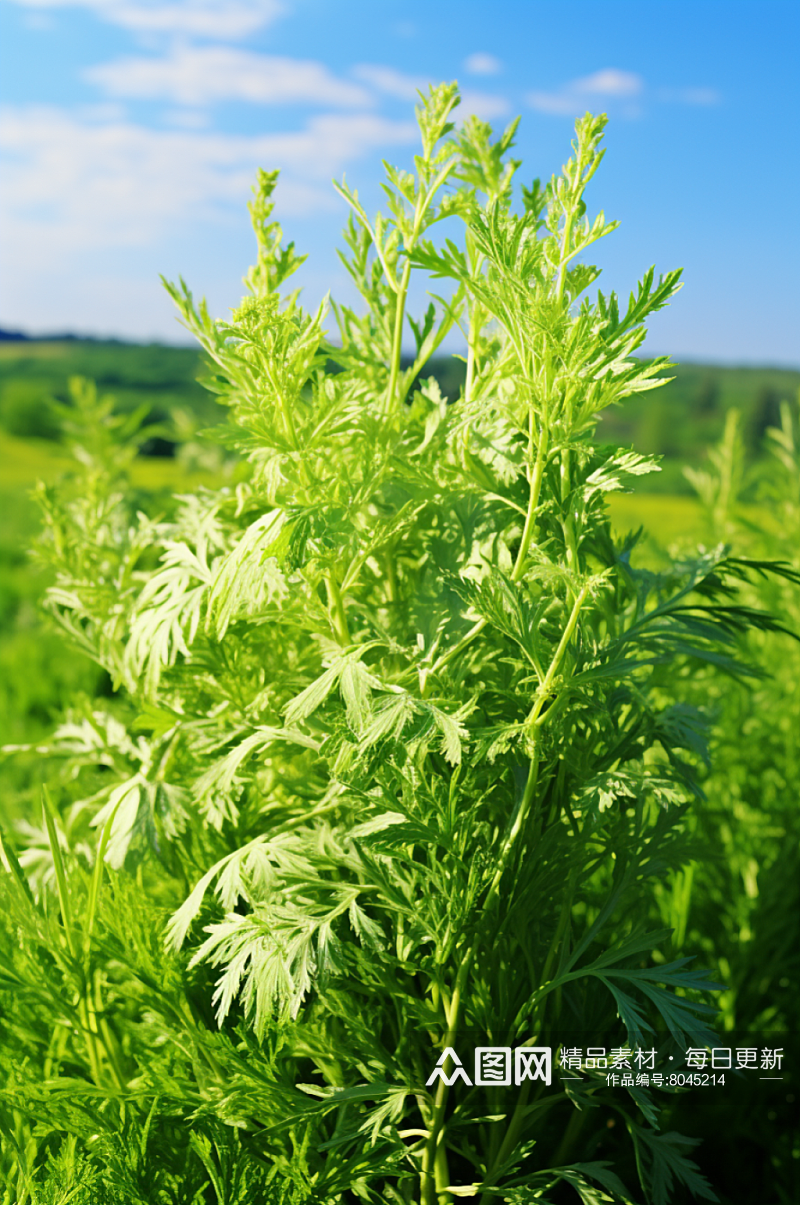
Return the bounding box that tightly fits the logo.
[423,1043,786,1093]
[426,1046,552,1088]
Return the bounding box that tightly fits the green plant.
[651,402,800,1203]
[2,85,796,1204]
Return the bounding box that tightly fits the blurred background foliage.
[0,336,798,1201]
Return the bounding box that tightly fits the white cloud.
[352,64,429,102]
[573,68,643,97]
[22,9,56,28]
[459,90,510,122]
[526,91,586,117]
[527,68,720,117]
[7,0,284,40]
[163,107,210,128]
[527,67,643,116]
[464,52,502,76]
[0,104,416,263]
[659,86,721,106]
[77,101,129,121]
[86,46,373,107]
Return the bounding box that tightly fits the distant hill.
[596,360,800,490]
[0,336,797,490]
[0,337,214,446]
[0,328,140,343]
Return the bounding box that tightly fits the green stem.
[84,793,124,961]
[429,616,488,680]
[385,154,455,417]
[326,573,350,645]
[559,431,581,576]
[266,360,301,451]
[470,589,588,1195]
[511,430,548,585]
[434,1142,452,1202]
[42,787,76,960]
[420,956,472,1205]
[420,602,588,1201]
[555,207,575,304]
[385,546,398,604]
[42,1022,69,1081]
[420,747,548,1202]
[386,258,412,414]
[463,240,485,406]
[530,583,590,729]
[478,847,581,1200]
[464,338,476,406]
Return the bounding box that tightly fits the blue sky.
[1,0,798,365]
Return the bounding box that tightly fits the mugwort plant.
[2,83,796,1204]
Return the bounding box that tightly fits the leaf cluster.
[2,85,793,1205]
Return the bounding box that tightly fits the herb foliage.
[1,84,795,1205]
